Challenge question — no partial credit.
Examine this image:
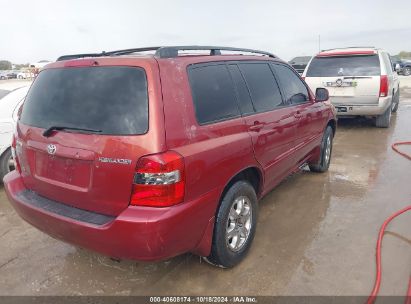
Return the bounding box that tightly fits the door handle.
[294,111,303,119]
[249,121,264,132]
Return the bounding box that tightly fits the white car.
[302,47,400,128]
[17,71,34,79]
[0,86,29,180]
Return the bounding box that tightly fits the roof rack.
[57,46,276,61]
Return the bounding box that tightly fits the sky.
[1,0,410,63]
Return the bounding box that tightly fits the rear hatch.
[16,65,153,216]
[304,54,381,108]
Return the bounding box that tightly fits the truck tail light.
[130,151,185,207]
[379,75,388,97]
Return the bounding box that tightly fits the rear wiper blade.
[43,125,102,137]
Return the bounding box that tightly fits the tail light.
[301,76,305,80]
[11,134,21,173]
[130,151,185,207]
[379,75,388,97]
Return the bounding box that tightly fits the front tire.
[207,181,258,268]
[0,149,14,182]
[309,126,333,173]
[403,67,411,76]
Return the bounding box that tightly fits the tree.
[0,60,12,70]
[398,51,411,59]
[14,63,30,70]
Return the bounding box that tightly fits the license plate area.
[35,152,91,188]
[336,106,348,113]
[328,87,355,97]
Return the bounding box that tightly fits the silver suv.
[302,47,400,128]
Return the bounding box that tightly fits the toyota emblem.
[47,144,57,155]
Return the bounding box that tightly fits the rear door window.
[306,55,381,77]
[238,63,283,112]
[227,65,254,115]
[272,64,309,104]
[20,66,148,135]
[188,64,240,124]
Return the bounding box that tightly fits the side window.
[238,63,283,113]
[227,65,254,115]
[272,64,309,104]
[188,64,240,124]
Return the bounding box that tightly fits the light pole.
[318,34,321,52]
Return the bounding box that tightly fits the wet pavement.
[0,89,410,296]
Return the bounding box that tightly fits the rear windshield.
[306,55,380,77]
[20,66,148,135]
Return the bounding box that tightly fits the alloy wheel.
[324,135,331,166]
[226,196,253,252]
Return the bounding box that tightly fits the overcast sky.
[1,0,410,63]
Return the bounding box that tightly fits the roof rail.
[154,46,276,58]
[57,46,276,61]
[56,47,162,61]
[320,46,376,52]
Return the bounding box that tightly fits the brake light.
[130,151,185,207]
[379,75,388,97]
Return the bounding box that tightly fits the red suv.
[4,46,336,268]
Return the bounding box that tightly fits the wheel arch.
[220,167,263,202]
[0,145,11,159]
[192,166,263,257]
[327,118,337,135]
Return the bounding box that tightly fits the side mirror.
[395,63,401,72]
[315,88,329,102]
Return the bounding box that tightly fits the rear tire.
[391,90,400,113]
[309,126,333,173]
[0,149,14,182]
[375,104,391,128]
[207,181,258,268]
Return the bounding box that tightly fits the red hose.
[392,142,411,161]
[366,141,411,304]
[366,205,411,304]
[406,277,411,304]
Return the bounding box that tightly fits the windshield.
[306,55,380,77]
[20,66,148,135]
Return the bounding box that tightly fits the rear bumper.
[331,96,391,116]
[3,171,218,261]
